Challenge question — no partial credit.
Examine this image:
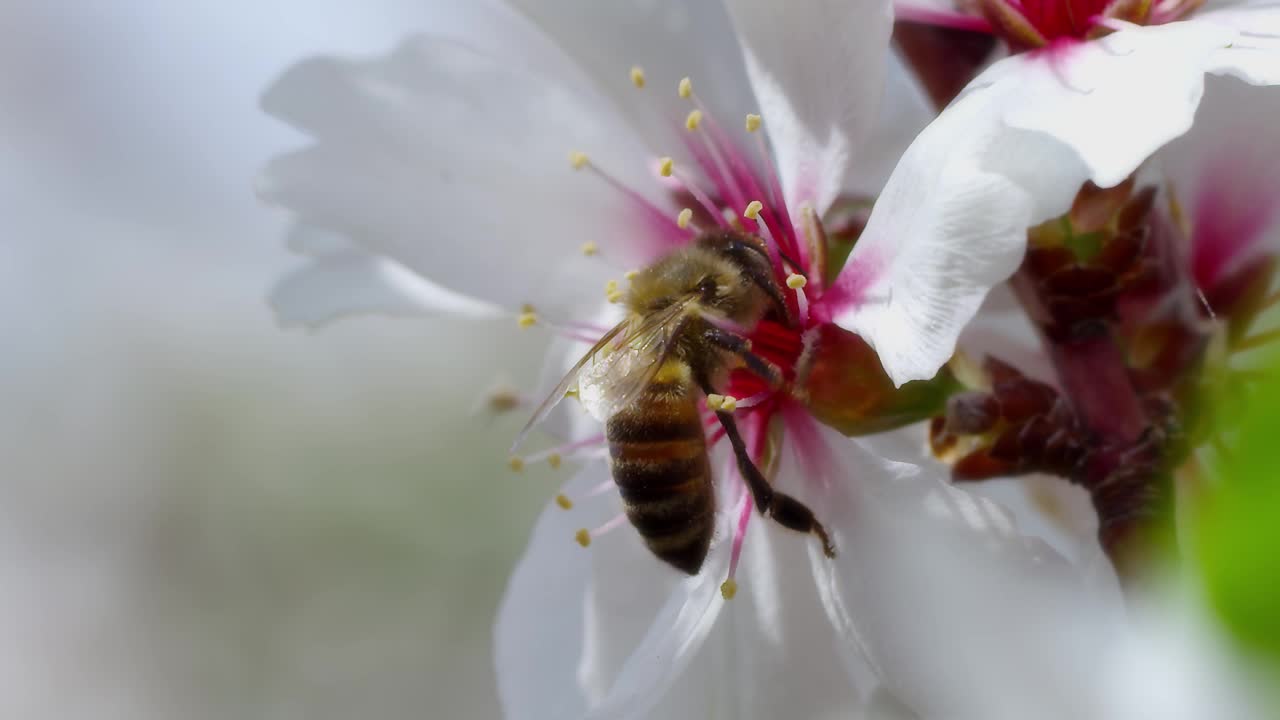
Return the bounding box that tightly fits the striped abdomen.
[606,361,714,575]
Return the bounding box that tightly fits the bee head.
[694,230,793,326]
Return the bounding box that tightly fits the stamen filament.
[684,90,750,212]
[732,391,772,409]
[576,154,686,239]
[723,491,754,600]
[521,433,608,466]
[673,168,731,230]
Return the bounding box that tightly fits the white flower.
[863,0,1280,384]
[255,1,1115,717]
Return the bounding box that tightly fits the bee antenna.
[776,248,805,277]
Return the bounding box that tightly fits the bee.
[516,230,835,574]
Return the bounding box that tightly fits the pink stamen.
[583,162,687,252]
[687,93,751,211]
[794,284,811,326]
[590,512,630,538]
[704,121,802,262]
[523,433,607,464]
[673,168,731,230]
[726,490,754,582]
[732,391,772,409]
[585,479,617,497]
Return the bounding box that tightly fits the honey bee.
[516,230,835,574]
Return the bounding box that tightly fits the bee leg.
[702,383,836,558]
[703,328,783,388]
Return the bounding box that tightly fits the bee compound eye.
[697,276,719,298]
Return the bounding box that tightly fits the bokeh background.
[0,3,556,717]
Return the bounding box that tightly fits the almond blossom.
[893,0,1280,209]
[255,1,1112,718]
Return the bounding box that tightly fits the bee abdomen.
[607,387,715,575]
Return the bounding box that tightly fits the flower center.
[514,67,861,596]
[973,0,1203,50]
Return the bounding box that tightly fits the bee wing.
[578,301,696,421]
[510,295,701,453]
[509,318,629,452]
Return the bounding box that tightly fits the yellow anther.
[624,269,640,281]
[744,200,763,220]
[605,279,619,295]
[581,240,599,256]
[677,208,693,229]
[706,393,726,411]
[720,579,738,600]
[685,109,703,131]
[548,453,563,470]
[517,311,538,329]
[575,528,592,547]
[678,76,693,99]
[786,273,808,290]
[555,493,573,510]
[508,456,525,472]
[719,395,738,412]
[521,302,536,314]
[745,114,762,132]
[569,150,590,170]
[630,66,646,88]
[607,291,625,304]
[658,156,674,177]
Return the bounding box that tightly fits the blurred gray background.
[0,3,553,718]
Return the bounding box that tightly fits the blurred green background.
[0,3,561,718]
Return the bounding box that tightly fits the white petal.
[494,462,611,720]
[269,250,501,328]
[723,0,894,214]
[576,454,735,720]
[584,438,869,720]
[1201,4,1280,85]
[832,90,1087,386]
[285,222,355,257]
[586,504,867,720]
[815,430,1128,720]
[966,22,1237,189]
[260,36,674,320]
[504,0,758,178]
[843,49,937,197]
